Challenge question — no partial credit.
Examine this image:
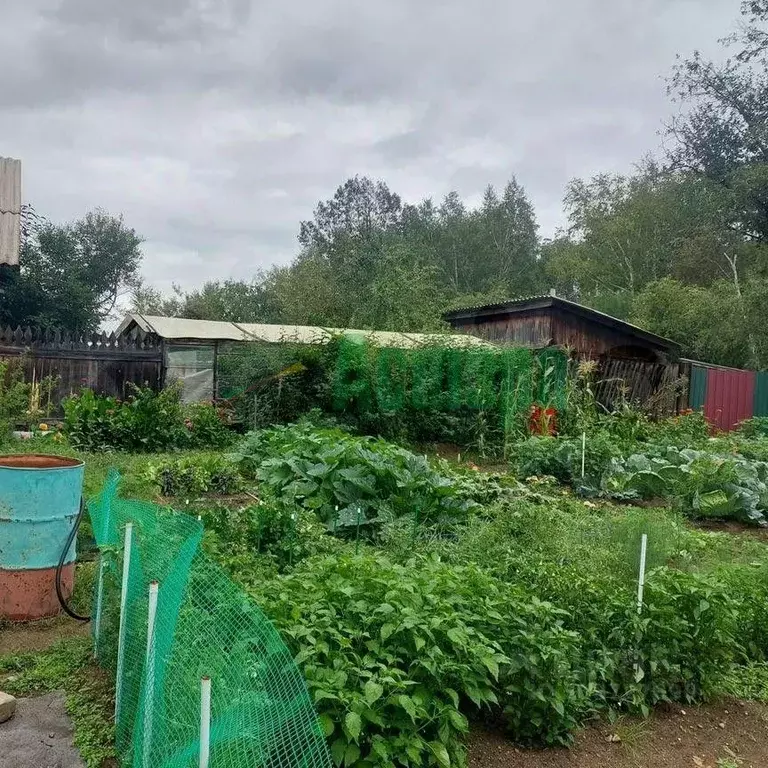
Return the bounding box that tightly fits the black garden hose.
[56,497,91,622]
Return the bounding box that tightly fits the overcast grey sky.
[0,0,740,293]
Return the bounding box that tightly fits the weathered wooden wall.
[450,309,554,346]
[550,308,662,361]
[0,326,163,413]
[595,358,688,418]
[451,307,666,361]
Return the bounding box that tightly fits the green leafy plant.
[198,497,341,572]
[184,402,236,448]
[63,384,233,452]
[736,416,768,439]
[251,553,589,768]
[231,422,477,536]
[644,410,711,447]
[600,447,768,526]
[0,358,58,436]
[511,431,621,486]
[144,454,244,497]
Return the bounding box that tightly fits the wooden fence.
[595,358,689,417]
[0,326,163,413]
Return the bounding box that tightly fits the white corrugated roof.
[118,314,493,348]
[118,314,254,341]
[236,323,333,345]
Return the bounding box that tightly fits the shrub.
[144,455,243,497]
[198,498,341,574]
[0,358,57,437]
[644,411,711,447]
[231,423,476,536]
[64,385,187,451]
[252,553,588,768]
[382,499,752,720]
[185,403,235,448]
[217,341,331,428]
[511,432,620,486]
[63,385,233,452]
[0,359,30,437]
[638,569,739,705]
[736,416,768,439]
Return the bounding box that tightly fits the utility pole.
[0,157,22,300]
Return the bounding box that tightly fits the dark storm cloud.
[0,0,741,298]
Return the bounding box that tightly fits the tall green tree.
[1,210,142,331]
[666,0,768,245]
[477,179,540,295]
[132,277,282,323]
[630,277,761,367]
[543,168,759,306]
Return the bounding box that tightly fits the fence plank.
[0,325,163,414]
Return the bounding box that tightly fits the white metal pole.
[142,581,160,768]
[93,497,111,659]
[636,534,648,614]
[93,558,107,658]
[200,676,211,768]
[114,522,134,721]
[581,432,586,479]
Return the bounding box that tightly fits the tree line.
[4,2,768,369]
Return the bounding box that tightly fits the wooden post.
[0,157,21,269]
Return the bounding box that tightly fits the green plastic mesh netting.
[90,471,332,768]
[331,337,568,423]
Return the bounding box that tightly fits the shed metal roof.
[117,314,494,349]
[443,295,680,351]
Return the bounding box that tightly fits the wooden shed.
[444,295,684,412]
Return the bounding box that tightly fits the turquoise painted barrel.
[0,455,84,621]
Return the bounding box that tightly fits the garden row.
[140,420,768,768]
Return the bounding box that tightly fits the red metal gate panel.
[703,368,755,431]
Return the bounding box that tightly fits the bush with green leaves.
[144,454,243,497]
[378,498,759,718]
[185,402,236,448]
[0,358,30,437]
[736,416,768,439]
[217,341,332,428]
[63,385,233,452]
[642,410,710,447]
[0,357,57,436]
[252,553,588,768]
[198,498,341,574]
[510,431,621,486]
[231,422,477,535]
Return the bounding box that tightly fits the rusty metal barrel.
[0,455,84,621]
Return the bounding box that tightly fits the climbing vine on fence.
[331,337,567,435]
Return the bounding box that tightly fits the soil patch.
[0,616,89,656]
[469,699,768,768]
[693,519,768,541]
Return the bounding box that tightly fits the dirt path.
[470,700,768,768]
[0,616,89,656]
